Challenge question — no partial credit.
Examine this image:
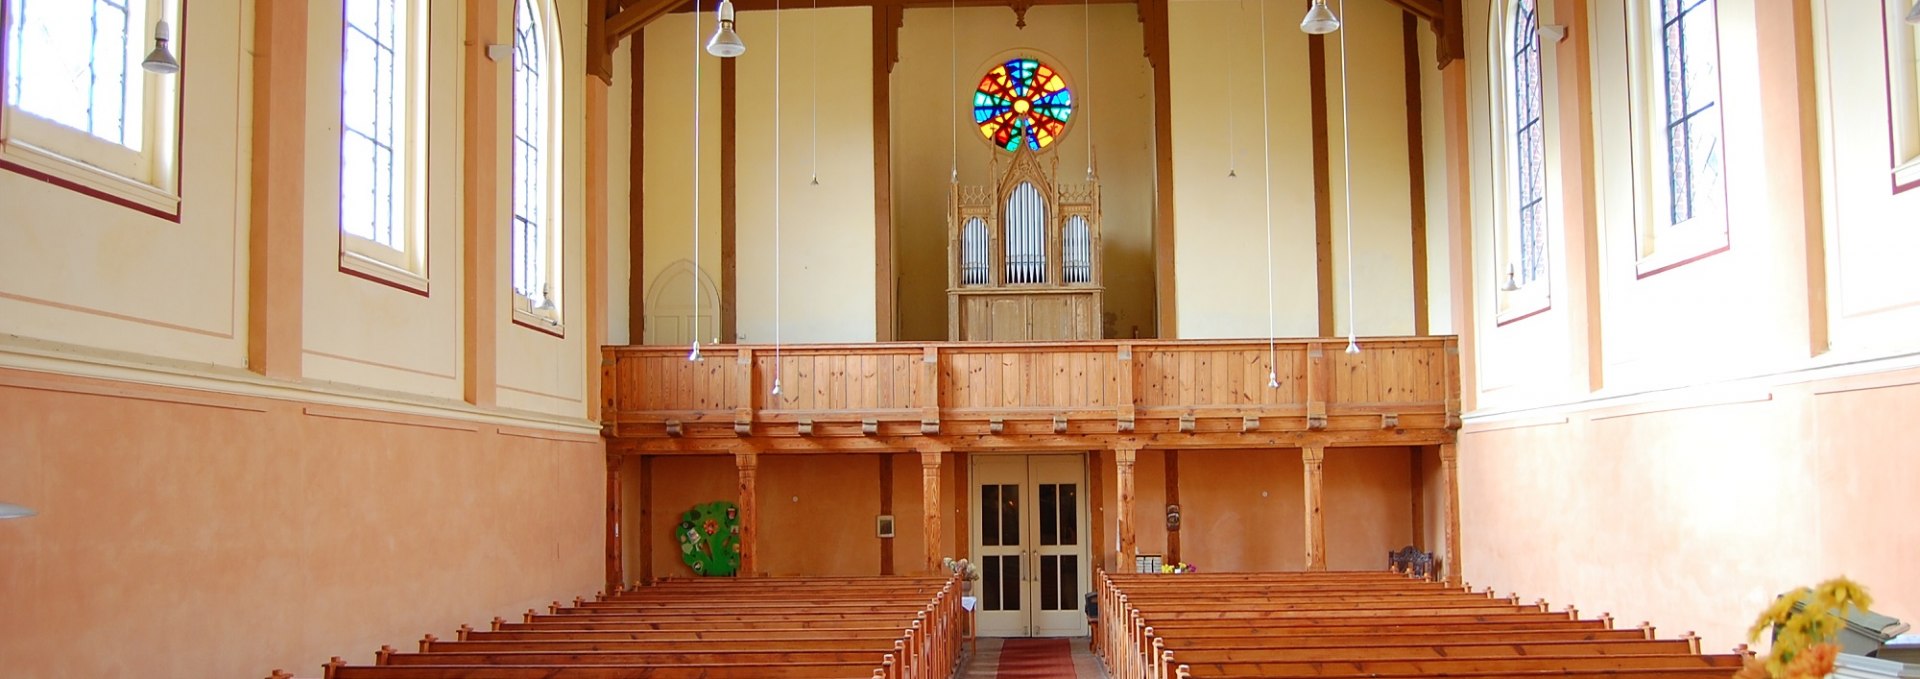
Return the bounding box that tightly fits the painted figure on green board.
[674,500,741,577]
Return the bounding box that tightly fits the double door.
[970,454,1089,637]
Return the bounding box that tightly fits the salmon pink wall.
[0,369,604,679]
[1459,369,1920,653]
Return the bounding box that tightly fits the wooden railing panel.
[601,337,1461,442]
[1330,342,1447,404]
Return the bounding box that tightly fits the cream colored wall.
[641,14,725,345]
[893,5,1157,340]
[1,0,615,673]
[1455,0,1920,657]
[1169,0,1421,339]
[1328,0,1417,338]
[609,41,635,345]
[495,0,591,416]
[1812,0,1920,356]
[1420,26,1453,335]
[1168,0,1317,339]
[0,0,249,368]
[734,6,877,344]
[300,1,462,399]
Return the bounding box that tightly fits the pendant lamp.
[707,0,746,57]
[142,21,180,74]
[1300,0,1340,35]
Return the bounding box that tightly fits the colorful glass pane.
[973,58,1073,152]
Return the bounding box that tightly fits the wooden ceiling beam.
[609,0,691,42]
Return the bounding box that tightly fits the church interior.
[3,0,1920,676]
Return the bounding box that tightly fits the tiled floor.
[958,637,1107,679]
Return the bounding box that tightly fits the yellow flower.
[1812,577,1872,615]
[1748,588,1810,643]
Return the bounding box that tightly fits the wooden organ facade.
[948,148,1104,341]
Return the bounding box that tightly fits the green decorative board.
[674,501,742,577]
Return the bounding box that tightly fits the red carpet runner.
[993,638,1077,679]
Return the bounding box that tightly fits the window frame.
[509,0,564,334]
[1626,0,1730,278]
[1488,0,1552,324]
[336,0,430,295]
[0,0,184,219]
[1884,0,1920,193]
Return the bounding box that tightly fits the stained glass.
[973,58,1073,152]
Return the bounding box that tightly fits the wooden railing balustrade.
[601,336,1460,453]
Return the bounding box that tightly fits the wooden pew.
[293,575,963,679]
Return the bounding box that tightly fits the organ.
[947,145,1104,341]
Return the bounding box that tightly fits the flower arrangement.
[942,557,982,593]
[1159,562,1197,574]
[1734,576,1871,679]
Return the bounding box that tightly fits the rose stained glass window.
[973,58,1073,152]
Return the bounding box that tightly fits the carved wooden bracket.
[797,419,815,436]
[665,420,684,437]
[1381,413,1400,429]
[1307,413,1328,431]
[1241,415,1260,433]
[989,418,1005,434]
[1052,415,1068,434]
[1009,0,1035,29]
[862,419,879,436]
[1178,413,1195,433]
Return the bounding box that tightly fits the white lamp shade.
[1300,0,1341,34]
[142,20,179,74]
[0,502,37,519]
[1906,0,1919,25]
[706,0,745,57]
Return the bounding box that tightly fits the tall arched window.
[511,0,563,326]
[1004,182,1047,284]
[1509,0,1546,289]
[3,0,182,213]
[340,0,427,287]
[1656,0,1722,228]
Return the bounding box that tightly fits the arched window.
[1004,182,1047,284]
[961,217,990,286]
[3,0,182,213]
[974,58,1073,152]
[1509,0,1546,289]
[340,0,427,286]
[1655,0,1722,228]
[1063,215,1091,284]
[511,0,563,326]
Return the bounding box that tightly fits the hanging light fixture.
[1334,0,1359,355]
[1257,0,1280,389]
[1500,263,1521,292]
[142,20,180,74]
[1906,0,1919,25]
[707,0,746,57]
[690,1,707,363]
[1300,0,1341,35]
[771,0,785,398]
[0,502,36,519]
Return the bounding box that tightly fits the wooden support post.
[247,0,307,380]
[1439,442,1462,586]
[880,453,895,575]
[1164,450,1180,565]
[1302,445,1327,571]
[1410,446,1426,551]
[638,455,654,586]
[1114,446,1139,572]
[605,454,623,591]
[735,450,760,577]
[921,450,944,574]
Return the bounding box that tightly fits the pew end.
[374,645,394,666]
[322,656,345,679]
[490,616,504,632]
[416,634,435,653]
[455,624,471,641]
[265,670,293,679]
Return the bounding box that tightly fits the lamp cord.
[690,0,702,359]
[1338,0,1358,350]
[1259,0,1276,386]
[774,0,784,386]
